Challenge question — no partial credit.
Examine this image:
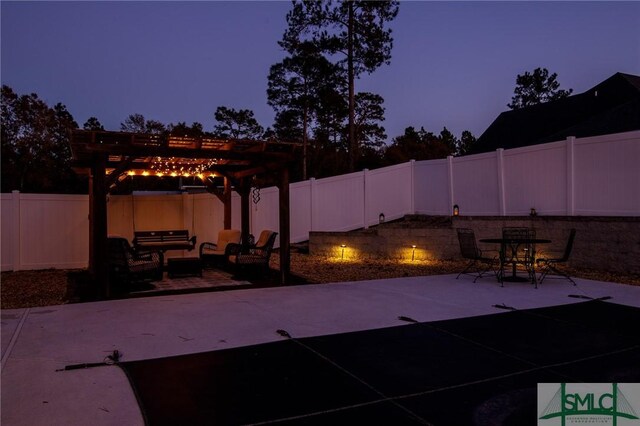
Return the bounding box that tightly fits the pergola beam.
[278,167,291,285]
[72,145,293,163]
[105,157,135,191]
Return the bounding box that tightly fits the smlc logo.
[539,383,639,425]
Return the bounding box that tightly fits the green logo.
[539,383,639,425]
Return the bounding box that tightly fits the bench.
[133,230,197,252]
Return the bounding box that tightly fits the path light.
[453,204,459,216]
[341,244,346,259]
[411,245,417,261]
[379,213,385,224]
[530,208,537,217]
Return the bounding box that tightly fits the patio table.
[167,257,203,278]
[480,237,551,288]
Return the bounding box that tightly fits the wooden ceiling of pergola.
[70,130,299,189]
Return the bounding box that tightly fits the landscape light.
[341,244,346,259]
[453,204,459,216]
[411,245,416,261]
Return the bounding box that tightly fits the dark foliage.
[1,85,86,193]
[508,67,573,110]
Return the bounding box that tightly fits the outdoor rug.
[120,300,640,425]
[128,269,252,296]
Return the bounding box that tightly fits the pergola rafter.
[70,130,299,298]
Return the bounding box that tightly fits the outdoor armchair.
[536,229,577,285]
[226,230,278,276]
[199,229,241,267]
[456,228,498,282]
[108,236,164,284]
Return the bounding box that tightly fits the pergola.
[70,130,299,298]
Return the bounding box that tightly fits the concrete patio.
[2,274,639,425]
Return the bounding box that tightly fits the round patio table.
[480,238,551,286]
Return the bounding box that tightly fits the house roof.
[471,72,640,154]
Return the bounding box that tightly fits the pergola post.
[239,177,251,246]
[223,177,232,229]
[278,167,291,285]
[89,153,109,298]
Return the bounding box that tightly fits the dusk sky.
[2,1,639,143]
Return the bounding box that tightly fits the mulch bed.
[1,270,69,309]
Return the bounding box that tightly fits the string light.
[110,157,218,180]
[149,156,217,178]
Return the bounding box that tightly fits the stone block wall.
[309,215,640,274]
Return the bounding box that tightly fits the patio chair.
[226,230,278,276]
[199,229,241,267]
[108,236,164,285]
[536,229,577,285]
[456,228,498,283]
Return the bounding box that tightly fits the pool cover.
[120,300,640,425]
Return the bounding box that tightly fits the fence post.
[410,159,416,214]
[566,136,575,216]
[11,190,21,271]
[496,148,506,216]
[447,156,454,214]
[309,178,316,232]
[363,169,369,229]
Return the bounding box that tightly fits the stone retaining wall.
[309,216,640,274]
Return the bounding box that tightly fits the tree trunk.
[347,0,356,173]
[302,104,308,181]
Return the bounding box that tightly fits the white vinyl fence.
[2,131,639,271]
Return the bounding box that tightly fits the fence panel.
[193,193,224,247]
[451,153,500,215]
[290,181,311,243]
[131,194,183,231]
[18,194,89,270]
[312,172,365,231]
[574,132,640,215]
[365,163,413,226]
[413,159,449,215]
[502,141,567,215]
[1,194,16,270]
[107,195,134,240]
